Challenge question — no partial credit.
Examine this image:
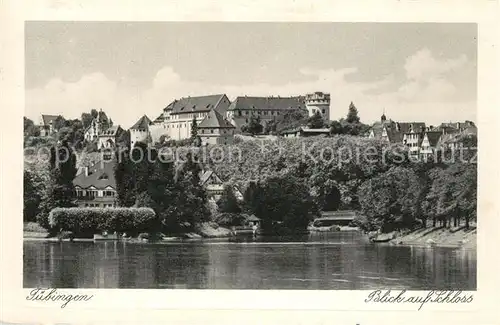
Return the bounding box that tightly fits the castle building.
[305,92,331,118]
[154,94,232,141]
[226,95,307,130]
[129,115,153,149]
[197,108,236,145]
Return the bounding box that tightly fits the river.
[23,232,476,290]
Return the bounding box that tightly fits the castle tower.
[305,92,331,119]
[129,115,153,150]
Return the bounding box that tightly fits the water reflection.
[23,232,476,290]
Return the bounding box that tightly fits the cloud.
[25,49,476,128]
[404,48,468,81]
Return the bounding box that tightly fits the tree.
[37,141,77,230]
[91,109,99,119]
[117,130,131,149]
[191,116,198,139]
[307,111,326,129]
[252,175,316,231]
[24,170,42,222]
[174,152,210,228]
[217,184,241,213]
[357,166,422,232]
[241,115,263,136]
[81,113,93,129]
[53,115,66,132]
[329,120,343,135]
[24,117,40,137]
[114,148,137,207]
[346,102,360,124]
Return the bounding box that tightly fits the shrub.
[49,207,157,236]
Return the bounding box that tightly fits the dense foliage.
[37,141,78,231]
[48,207,156,236]
[206,135,476,233]
[114,143,210,233]
[241,115,264,135]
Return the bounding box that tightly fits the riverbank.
[372,225,477,249]
[23,222,233,241]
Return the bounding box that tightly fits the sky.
[25,22,477,128]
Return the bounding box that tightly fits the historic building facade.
[38,114,59,137]
[197,109,236,145]
[129,115,153,149]
[226,95,307,130]
[73,160,118,208]
[153,94,232,141]
[305,92,331,118]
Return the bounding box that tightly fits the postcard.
[1,0,499,324]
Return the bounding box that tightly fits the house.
[73,160,118,208]
[281,126,330,138]
[244,215,261,227]
[419,131,442,160]
[154,94,232,141]
[98,125,124,150]
[84,110,112,142]
[226,95,307,130]
[38,114,60,136]
[199,169,242,202]
[84,118,101,142]
[367,114,399,143]
[129,115,153,149]
[197,108,236,145]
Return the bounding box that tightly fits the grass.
[23,222,49,238]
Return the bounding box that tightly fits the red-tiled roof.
[73,160,116,189]
[228,96,306,111]
[165,94,230,115]
[198,109,235,129]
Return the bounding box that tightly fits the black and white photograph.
[22,22,477,290]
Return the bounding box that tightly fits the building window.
[322,109,326,114]
[211,129,214,134]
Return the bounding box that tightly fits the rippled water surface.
[23,232,476,289]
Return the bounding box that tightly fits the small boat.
[370,237,392,243]
[93,232,118,241]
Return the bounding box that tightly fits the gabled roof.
[198,109,235,129]
[228,96,306,111]
[386,128,403,143]
[153,113,164,123]
[165,94,230,115]
[199,169,223,186]
[73,160,116,189]
[424,131,443,147]
[397,122,426,134]
[99,125,123,137]
[245,215,260,222]
[130,115,153,130]
[41,114,59,125]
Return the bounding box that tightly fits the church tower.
[305,92,331,119]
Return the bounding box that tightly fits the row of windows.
[235,110,283,117]
[84,203,115,208]
[163,124,230,134]
[75,190,116,197]
[311,108,326,114]
[168,113,206,120]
